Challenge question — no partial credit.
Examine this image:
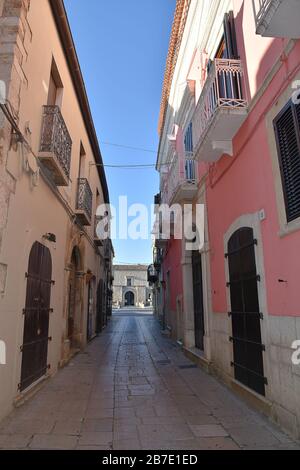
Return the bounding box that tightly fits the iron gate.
[20,242,53,392]
[226,227,266,396]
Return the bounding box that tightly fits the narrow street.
[0,310,298,451]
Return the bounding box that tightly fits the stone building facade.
[113,265,152,308]
[0,0,113,421]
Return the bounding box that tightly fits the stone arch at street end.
[124,289,135,307]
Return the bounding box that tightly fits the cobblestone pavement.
[0,310,299,450]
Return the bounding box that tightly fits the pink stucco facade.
[156,0,300,438]
[208,4,300,317]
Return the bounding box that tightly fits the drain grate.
[156,359,171,365]
[178,364,198,370]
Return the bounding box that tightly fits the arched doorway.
[125,291,135,307]
[68,247,82,348]
[20,242,52,391]
[227,227,266,396]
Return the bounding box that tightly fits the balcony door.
[184,123,195,180]
[214,12,240,103]
[192,250,205,351]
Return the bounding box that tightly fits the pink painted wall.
[163,237,183,314]
[207,2,300,316]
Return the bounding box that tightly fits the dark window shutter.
[224,11,239,59]
[274,100,300,223]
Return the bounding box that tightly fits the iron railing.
[161,154,198,205]
[252,0,274,28]
[39,105,72,180]
[76,178,93,221]
[192,59,247,154]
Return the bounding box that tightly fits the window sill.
[278,218,300,239]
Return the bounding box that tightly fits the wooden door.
[20,242,52,391]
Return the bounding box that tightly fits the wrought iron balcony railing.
[76,178,93,226]
[192,59,248,162]
[161,154,198,205]
[252,0,300,38]
[148,264,158,284]
[39,105,72,186]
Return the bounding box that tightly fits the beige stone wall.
[112,266,151,307]
[0,0,108,420]
[208,313,300,440]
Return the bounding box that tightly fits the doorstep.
[231,379,273,417]
[183,346,211,373]
[14,373,51,408]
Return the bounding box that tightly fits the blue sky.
[64,0,175,264]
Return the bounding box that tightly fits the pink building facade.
[154,0,300,438]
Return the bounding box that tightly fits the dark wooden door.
[192,251,205,351]
[125,291,134,306]
[227,228,266,396]
[20,242,52,392]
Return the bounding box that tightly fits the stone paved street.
[0,310,299,450]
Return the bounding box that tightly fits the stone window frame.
[223,213,272,401]
[266,70,300,239]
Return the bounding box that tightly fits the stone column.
[181,236,195,349]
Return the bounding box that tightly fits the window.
[47,59,63,107]
[274,99,300,223]
[127,278,133,287]
[78,143,86,178]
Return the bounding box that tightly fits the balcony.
[161,153,198,205]
[154,193,161,206]
[94,216,103,246]
[192,59,248,163]
[148,265,158,284]
[253,0,300,38]
[153,247,162,271]
[103,238,111,261]
[76,178,93,226]
[39,105,72,186]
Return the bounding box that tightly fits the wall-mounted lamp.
[43,233,56,243]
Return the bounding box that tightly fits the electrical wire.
[0,103,174,171]
[101,141,157,154]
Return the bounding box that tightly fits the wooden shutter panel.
[274,101,300,223]
[224,11,239,59]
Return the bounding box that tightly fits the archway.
[124,291,135,307]
[67,247,82,348]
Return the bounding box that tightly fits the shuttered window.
[223,11,239,60]
[274,99,300,223]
